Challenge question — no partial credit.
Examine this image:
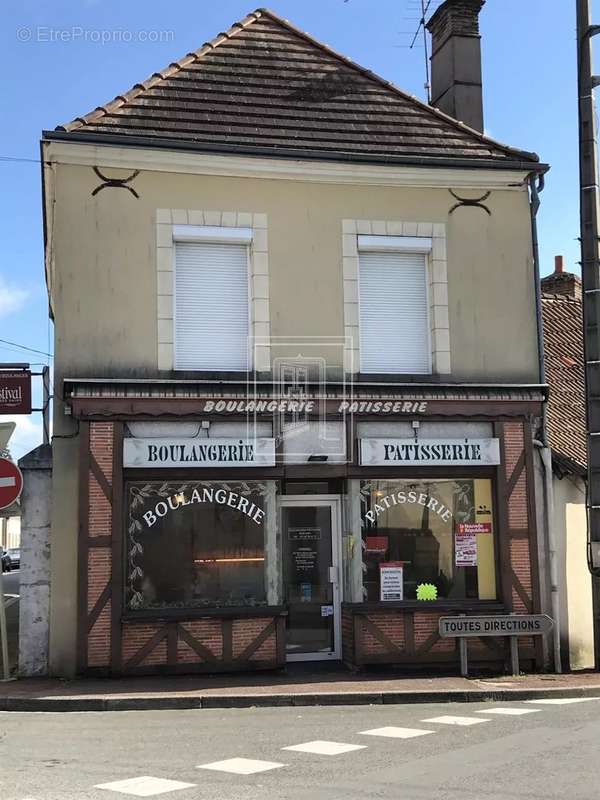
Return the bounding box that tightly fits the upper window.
[358,236,431,374]
[173,226,251,371]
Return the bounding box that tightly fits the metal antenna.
[407,0,437,101]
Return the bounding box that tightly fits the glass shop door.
[280,497,342,661]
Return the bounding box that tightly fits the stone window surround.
[155,209,271,372]
[342,219,451,375]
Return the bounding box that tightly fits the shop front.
[69,380,545,675]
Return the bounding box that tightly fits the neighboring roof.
[46,8,544,170]
[541,282,586,471]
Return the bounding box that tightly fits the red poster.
[457,522,492,535]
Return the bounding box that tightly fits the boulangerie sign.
[123,437,276,468]
[359,438,501,467]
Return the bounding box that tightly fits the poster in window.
[379,562,404,601]
[455,533,477,567]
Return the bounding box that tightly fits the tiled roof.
[541,285,586,470]
[51,8,543,168]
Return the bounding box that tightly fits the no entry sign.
[0,458,23,511]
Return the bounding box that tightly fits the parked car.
[1,550,11,573]
[7,549,19,569]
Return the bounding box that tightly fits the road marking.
[197,758,286,775]
[359,727,435,739]
[282,740,366,755]
[476,707,541,716]
[422,715,490,726]
[524,697,600,705]
[94,776,196,796]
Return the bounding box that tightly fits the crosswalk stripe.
[422,715,490,726]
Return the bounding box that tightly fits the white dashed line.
[197,757,286,775]
[283,740,366,755]
[94,776,196,796]
[476,707,541,716]
[422,715,490,726]
[359,726,435,739]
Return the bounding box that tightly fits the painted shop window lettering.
[126,481,268,611]
[360,479,497,602]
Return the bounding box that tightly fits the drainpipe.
[529,172,562,673]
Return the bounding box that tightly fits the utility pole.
[578,0,600,576]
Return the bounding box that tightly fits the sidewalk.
[2,665,600,711]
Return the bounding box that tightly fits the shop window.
[358,236,431,374]
[174,230,251,371]
[126,481,269,610]
[360,478,496,602]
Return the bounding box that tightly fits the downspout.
[529,172,562,673]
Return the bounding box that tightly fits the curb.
[0,684,599,712]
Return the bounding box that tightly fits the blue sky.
[0,0,580,458]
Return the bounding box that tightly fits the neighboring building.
[38,2,552,678]
[541,257,595,670]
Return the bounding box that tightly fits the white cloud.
[1,414,44,462]
[0,278,28,319]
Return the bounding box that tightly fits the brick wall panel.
[232,618,276,661]
[87,549,111,612]
[88,603,111,667]
[179,620,223,660]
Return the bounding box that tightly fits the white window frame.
[156,210,271,373]
[342,219,450,376]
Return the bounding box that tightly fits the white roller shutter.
[358,250,431,374]
[174,241,249,371]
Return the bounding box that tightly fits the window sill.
[342,600,504,613]
[122,605,287,622]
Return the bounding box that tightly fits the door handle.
[328,566,338,584]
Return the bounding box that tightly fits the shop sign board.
[123,437,276,468]
[0,458,23,511]
[0,371,31,414]
[380,562,404,601]
[360,438,501,467]
[439,614,553,638]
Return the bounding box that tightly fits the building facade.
[40,3,551,677]
[541,259,596,670]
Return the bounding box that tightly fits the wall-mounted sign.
[197,398,428,415]
[360,438,501,467]
[123,437,276,468]
[0,371,31,415]
[439,614,553,638]
[380,562,404,601]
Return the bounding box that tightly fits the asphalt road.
[1,695,599,799]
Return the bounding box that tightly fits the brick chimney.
[426,0,485,132]
[541,255,582,301]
